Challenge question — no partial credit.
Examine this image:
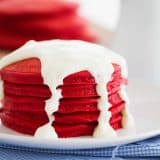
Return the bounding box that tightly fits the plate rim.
[0,127,159,149]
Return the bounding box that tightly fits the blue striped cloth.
[1,135,160,160]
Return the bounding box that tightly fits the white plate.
[0,81,160,149]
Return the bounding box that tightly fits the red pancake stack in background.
[0,58,127,137]
[0,0,99,50]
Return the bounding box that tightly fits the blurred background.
[80,0,160,86]
[112,0,160,86]
[0,0,159,85]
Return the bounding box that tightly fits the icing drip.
[0,40,134,138]
[120,85,135,130]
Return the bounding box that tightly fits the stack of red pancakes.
[0,58,127,138]
[0,0,98,50]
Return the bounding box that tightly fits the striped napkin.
[0,135,160,160]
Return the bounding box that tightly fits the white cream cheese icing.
[0,40,134,138]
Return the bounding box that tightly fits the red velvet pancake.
[1,109,122,126]
[1,58,123,86]
[0,112,47,135]
[0,25,98,50]
[6,14,87,34]
[3,96,124,115]
[0,0,79,17]
[53,112,122,125]
[0,112,121,137]
[54,120,122,138]
[0,58,43,84]
[3,82,51,98]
